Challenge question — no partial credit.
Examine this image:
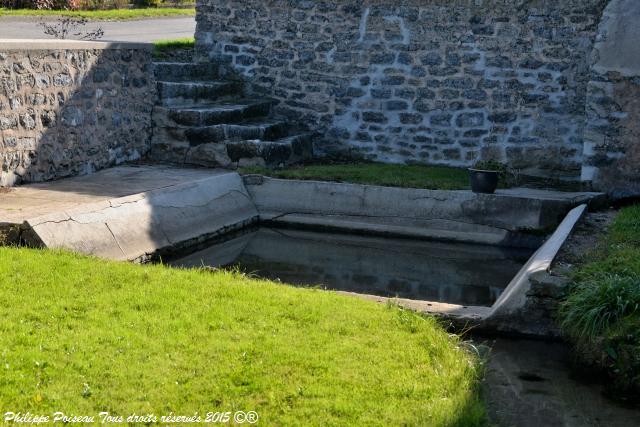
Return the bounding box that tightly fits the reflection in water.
[171,227,534,307]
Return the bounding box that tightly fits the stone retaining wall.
[0,40,155,186]
[195,0,608,181]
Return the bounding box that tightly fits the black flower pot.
[468,168,500,194]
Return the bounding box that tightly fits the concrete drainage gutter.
[480,204,587,337]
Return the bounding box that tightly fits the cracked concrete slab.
[0,165,237,226]
[1,165,258,261]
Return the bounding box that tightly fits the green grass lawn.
[153,37,195,58]
[560,204,640,401]
[0,247,486,426]
[0,8,195,20]
[241,163,471,190]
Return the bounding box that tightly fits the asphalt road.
[0,16,196,42]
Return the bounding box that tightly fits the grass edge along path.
[153,37,195,58]
[0,247,486,426]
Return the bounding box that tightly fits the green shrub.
[560,204,640,401]
[0,0,189,9]
[560,274,640,344]
[0,0,28,8]
[161,0,193,4]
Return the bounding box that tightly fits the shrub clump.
[560,205,640,402]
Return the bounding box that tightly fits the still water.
[171,227,534,307]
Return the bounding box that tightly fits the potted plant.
[468,160,507,194]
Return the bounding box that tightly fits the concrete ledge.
[259,212,519,246]
[336,291,491,323]
[0,39,153,50]
[244,176,603,247]
[21,171,258,261]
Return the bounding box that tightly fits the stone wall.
[0,40,155,186]
[195,0,608,181]
[581,0,640,198]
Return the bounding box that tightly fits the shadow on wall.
[0,40,260,262]
[0,40,155,192]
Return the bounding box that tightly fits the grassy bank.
[560,205,640,401]
[0,7,195,20]
[241,163,470,190]
[0,247,486,425]
[153,37,194,58]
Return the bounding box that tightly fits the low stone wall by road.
[195,0,607,181]
[0,40,155,186]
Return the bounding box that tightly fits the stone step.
[154,99,273,127]
[156,80,242,106]
[184,120,290,145]
[150,132,315,169]
[153,62,221,82]
[225,133,315,167]
[182,133,315,169]
[154,120,290,147]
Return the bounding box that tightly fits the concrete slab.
[336,291,492,322]
[0,165,227,225]
[1,165,258,261]
[492,204,587,315]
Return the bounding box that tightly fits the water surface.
[171,227,534,307]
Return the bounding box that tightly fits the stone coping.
[0,39,153,50]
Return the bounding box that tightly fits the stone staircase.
[149,62,314,168]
